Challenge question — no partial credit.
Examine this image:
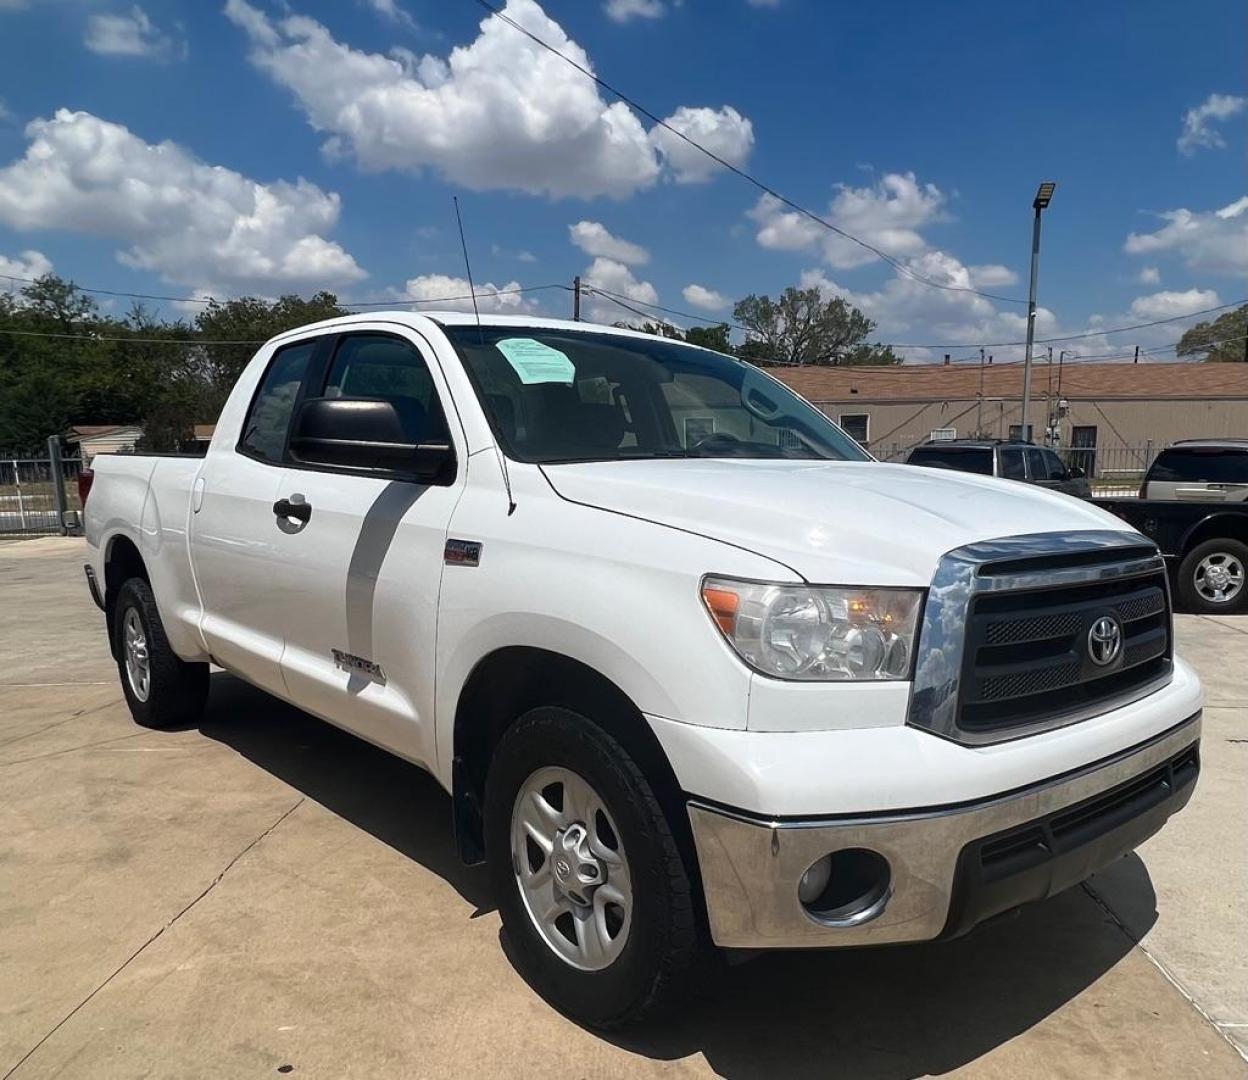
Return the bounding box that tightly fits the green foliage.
[685,324,732,353]
[1176,304,1247,363]
[732,287,899,365]
[0,275,346,452]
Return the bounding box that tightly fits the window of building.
[839,413,869,445]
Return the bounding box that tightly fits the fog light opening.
[799,848,892,927]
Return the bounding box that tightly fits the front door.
[273,328,465,769]
[192,336,323,695]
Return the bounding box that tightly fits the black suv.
[906,439,1092,498]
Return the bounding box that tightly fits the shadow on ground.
[197,672,1158,1079]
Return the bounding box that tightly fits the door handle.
[273,496,312,524]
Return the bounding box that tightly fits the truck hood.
[541,459,1133,585]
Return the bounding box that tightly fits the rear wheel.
[484,706,699,1028]
[1177,538,1248,614]
[113,577,210,728]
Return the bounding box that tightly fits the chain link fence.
[0,449,85,536]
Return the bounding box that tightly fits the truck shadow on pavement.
[196,672,1158,1079]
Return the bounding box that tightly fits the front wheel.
[1177,538,1248,614]
[484,707,700,1028]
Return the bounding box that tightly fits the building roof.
[772,362,1248,403]
[66,424,143,443]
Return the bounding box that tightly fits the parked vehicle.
[1095,495,1248,614]
[1139,439,1248,502]
[906,439,1092,498]
[84,313,1202,1027]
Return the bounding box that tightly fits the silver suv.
[906,439,1092,498]
[1141,440,1248,502]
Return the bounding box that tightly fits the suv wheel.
[484,706,699,1028]
[1177,538,1248,614]
[113,577,210,728]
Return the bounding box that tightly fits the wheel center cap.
[1208,566,1230,589]
[551,823,603,905]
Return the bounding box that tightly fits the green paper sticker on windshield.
[496,337,576,385]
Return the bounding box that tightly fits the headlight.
[701,576,923,681]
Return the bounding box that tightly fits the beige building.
[774,362,1248,473]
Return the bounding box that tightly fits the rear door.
[272,327,467,768]
[192,336,325,694]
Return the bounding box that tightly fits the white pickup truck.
[84,312,1202,1027]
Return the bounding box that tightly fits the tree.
[732,286,900,365]
[195,291,347,403]
[685,323,732,353]
[1176,304,1247,363]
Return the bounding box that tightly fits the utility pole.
[1044,346,1054,445]
[1020,182,1057,443]
[572,276,581,321]
[976,348,985,436]
[1133,345,1140,364]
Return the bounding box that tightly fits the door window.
[239,339,319,463]
[323,333,449,444]
[1025,447,1050,480]
[1042,449,1068,479]
[999,446,1026,480]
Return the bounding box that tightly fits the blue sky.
[0,0,1244,361]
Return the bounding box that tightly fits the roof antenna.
[454,195,515,515]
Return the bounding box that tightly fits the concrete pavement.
[1,537,1245,1078]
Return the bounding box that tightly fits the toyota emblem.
[1087,616,1123,667]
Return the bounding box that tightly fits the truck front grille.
[907,531,1174,745]
[959,571,1171,734]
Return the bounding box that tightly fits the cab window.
[239,339,318,463]
[322,333,449,444]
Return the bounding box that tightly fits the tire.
[484,706,700,1028]
[113,577,210,728]
[1176,538,1248,615]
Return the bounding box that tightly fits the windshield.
[907,446,995,475]
[444,326,870,465]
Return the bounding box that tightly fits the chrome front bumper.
[688,713,1201,949]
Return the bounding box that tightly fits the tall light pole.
[1020,181,1056,443]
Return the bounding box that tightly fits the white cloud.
[568,220,649,265]
[1129,288,1221,321]
[967,264,1018,288]
[1177,92,1246,156]
[398,273,538,314]
[749,171,946,269]
[0,109,365,296]
[1137,266,1161,285]
[226,0,751,199]
[363,0,419,31]
[604,0,665,20]
[1124,195,1248,275]
[0,249,52,285]
[580,256,658,323]
[0,100,10,122]
[682,283,728,311]
[84,6,183,60]
[491,243,537,263]
[648,106,753,183]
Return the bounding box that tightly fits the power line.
[0,271,565,310]
[472,0,1027,307]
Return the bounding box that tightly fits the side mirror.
[289,397,455,483]
[1067,465,1085,479]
